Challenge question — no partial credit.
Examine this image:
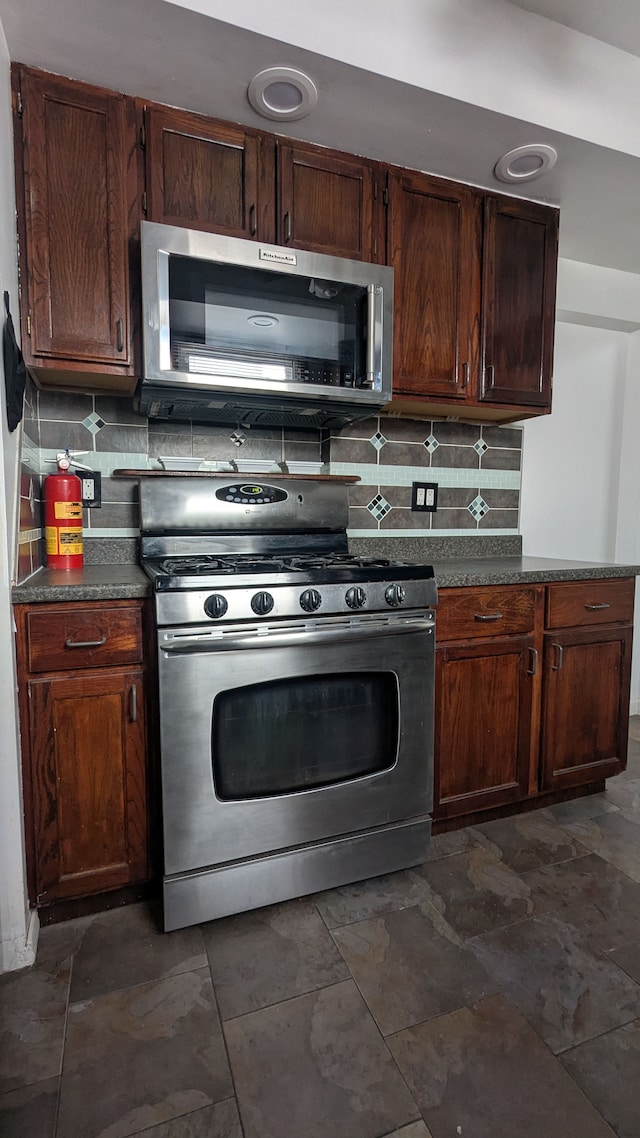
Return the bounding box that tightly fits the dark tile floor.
[3,727,640,1138]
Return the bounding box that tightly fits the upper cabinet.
[277,142,381,262]
[479,196,558,408]
[144,105,274,241]
[387,170,481,402]
[12,65,559,419]
[14,67,140,392]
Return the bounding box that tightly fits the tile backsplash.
[16,378,522,581]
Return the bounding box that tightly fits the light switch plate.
[411,481,438,512]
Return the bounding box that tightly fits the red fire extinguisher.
[44,451,84,569]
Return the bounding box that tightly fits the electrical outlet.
[411,481,438,512]
[81,471,102,508]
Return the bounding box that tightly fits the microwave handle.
[366,284,384,392]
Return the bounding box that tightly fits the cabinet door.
[18,68,133,367]
[480,196,558,408]
[434,636,534,820]
[541,626,632,791]
[277,142,379,260]
[387,170,481,400]
[145,106,266,238]
[28,669,147,903]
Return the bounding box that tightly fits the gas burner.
[160,555,290,576]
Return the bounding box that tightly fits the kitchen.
[2,2,640,1136]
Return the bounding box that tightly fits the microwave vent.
[136,385,377,431]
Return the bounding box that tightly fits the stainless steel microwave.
[137,221,394,430]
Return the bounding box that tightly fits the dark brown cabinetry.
[13,68,140,392]
[277,142,381,261]
[144,105,274,241]
[15,601,149,907]
[540,580,633,790]
[387,172,558,419]
[434,578,633,827]
[434,586,541,820]
[480,196,558,408]
[388,170,481,402]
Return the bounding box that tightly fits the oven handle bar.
[160,615,435,654]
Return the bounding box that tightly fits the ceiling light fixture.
[494,143,558,184]
[247,67,318,121]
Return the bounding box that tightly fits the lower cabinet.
[15,600,150,906]
[434,577,634,824]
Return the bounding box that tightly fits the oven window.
[212,672,399,799]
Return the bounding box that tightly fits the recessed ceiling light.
[247,67,318,121]
[494,143,558,184]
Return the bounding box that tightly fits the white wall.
[0,17,36,973]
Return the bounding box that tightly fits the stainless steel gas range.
[139,475,437,931]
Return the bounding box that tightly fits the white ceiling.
[506,0,640,58]
[1,0,639,276]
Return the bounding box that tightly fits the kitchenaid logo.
[259,248,297,265]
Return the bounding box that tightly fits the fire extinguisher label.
[45,527,83,555]
[54,501,82,519]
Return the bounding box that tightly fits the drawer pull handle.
[284,211,292,243]
[65,636,107,649]
[551,642,564,671]
[116,318,124,353]
[527,647,539,676]
[474,612,503,622]
[249,203,257,236]
[585,602,610,611]
[461,362,470,389]
[130,684,137,723]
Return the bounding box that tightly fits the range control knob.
[345,586,367,610]
[251,590,274,616]
[300,588,322,613]
[385,583,406,608]
[204,593,228,619]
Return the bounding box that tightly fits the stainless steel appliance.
[138,221,393,429]
[140,476,437,930]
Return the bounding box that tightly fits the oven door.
[157,610,435,876]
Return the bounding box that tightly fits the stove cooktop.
[142,551,435,591]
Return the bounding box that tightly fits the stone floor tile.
[382,1123,434,1138]
[128,1098,243,1136]
[470,911,640,1053]
[225,979,420,1138]
[559,813,640,882]
[561,1019,640,1138]
[603,776,640,818]
[0,956,70,1093]
[628,715,640,744]
[424,828,484,861]
[388,993,615,1138]
[471,811,588,873]
[56,969,232,1138]
[36,915,92,965]
[409,844,553,939]
[202,897,349,1020]
[540,793,619,825]
[332,904,497,1035]
[313,869,431,929]
[69,902,207,1001]
[524,852,640,951]
[0,1076,59,1138]
[608,940,640,984]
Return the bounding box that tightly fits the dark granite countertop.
[12,564,151,604]
[432,556,640,588]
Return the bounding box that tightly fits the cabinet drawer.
[546,578,634,630]
[437,586,537,641]
[26,604,143,672]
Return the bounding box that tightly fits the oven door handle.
[161,616,435,654]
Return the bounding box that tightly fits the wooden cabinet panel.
[277,143,378,260]
[435,637,534,818]
[436,585,538,641]
[145,106,267,238]
[17,68,135,370]
[546,578,635,630]
[480,196,558,407]
[388,170,481,399]
[541,626,632,790]
[26,601,143,672]
[28,668,147,902]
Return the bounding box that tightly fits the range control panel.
[215,484,288,505]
